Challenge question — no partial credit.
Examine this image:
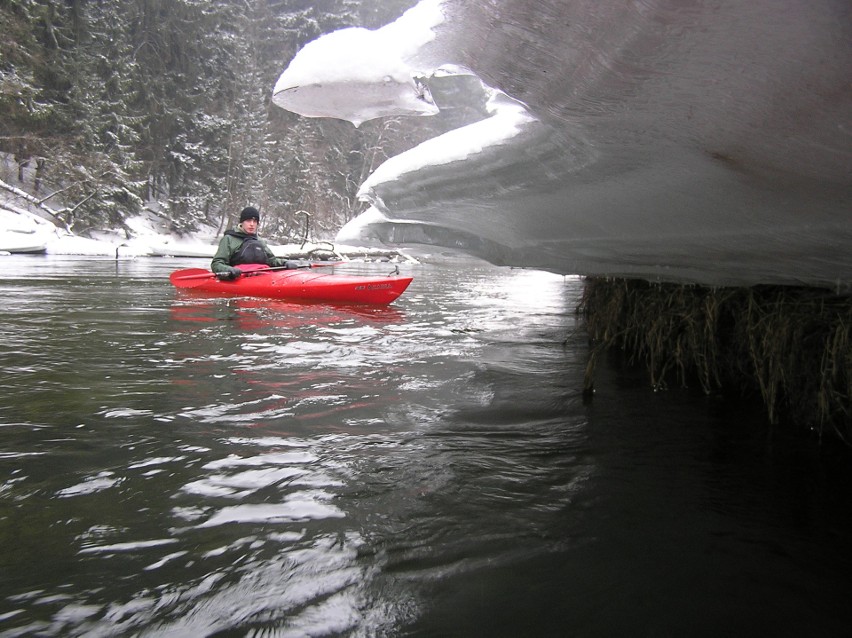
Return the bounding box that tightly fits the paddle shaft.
[174,262,344,281]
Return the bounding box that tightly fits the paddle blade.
[170,268,216,288]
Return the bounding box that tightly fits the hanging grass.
[579,278,851,444]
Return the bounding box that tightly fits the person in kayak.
[211,207,294,280]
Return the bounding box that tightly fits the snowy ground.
[0,203,418,263]
[0,202,216,258]
[1,158,418,262]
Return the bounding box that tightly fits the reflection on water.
[0,256,850,637]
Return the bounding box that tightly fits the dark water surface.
[0,255,850,637]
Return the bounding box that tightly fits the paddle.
[170,262,343,285]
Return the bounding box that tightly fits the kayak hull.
[170,268,413,305]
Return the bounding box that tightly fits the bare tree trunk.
[34,159,46,192]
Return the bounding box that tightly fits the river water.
[0,255,850,637]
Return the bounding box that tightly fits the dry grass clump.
[579,278,851,443]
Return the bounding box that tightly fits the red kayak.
[169,264,413,305]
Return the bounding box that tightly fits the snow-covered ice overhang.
[272,0,852,290]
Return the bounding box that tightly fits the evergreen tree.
[1,0,426,241]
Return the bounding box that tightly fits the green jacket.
[211,229,286,274]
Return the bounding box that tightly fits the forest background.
[0,0,482,242]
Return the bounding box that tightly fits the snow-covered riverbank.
[274,0,851,291]
[0,200,418,262]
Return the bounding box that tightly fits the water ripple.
[4,258,845,637]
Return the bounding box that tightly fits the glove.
[284,260,309,269]
[216,266,242,280]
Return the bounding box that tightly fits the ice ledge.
[272,0,851,290]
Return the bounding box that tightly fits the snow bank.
[272,0,447,126]
[272,0,852,290]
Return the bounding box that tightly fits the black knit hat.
[239,206,260,222]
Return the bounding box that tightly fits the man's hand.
[284,260,310,269]
[216,266,243,280]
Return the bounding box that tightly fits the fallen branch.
[0,177,67,229]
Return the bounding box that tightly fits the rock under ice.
[273,0,852,290]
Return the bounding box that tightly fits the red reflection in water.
[232,297,405,329]
[167,295,406,433]
[169,303,219,324]
[170,293,405,329]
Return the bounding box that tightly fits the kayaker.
[211,207,292,280]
